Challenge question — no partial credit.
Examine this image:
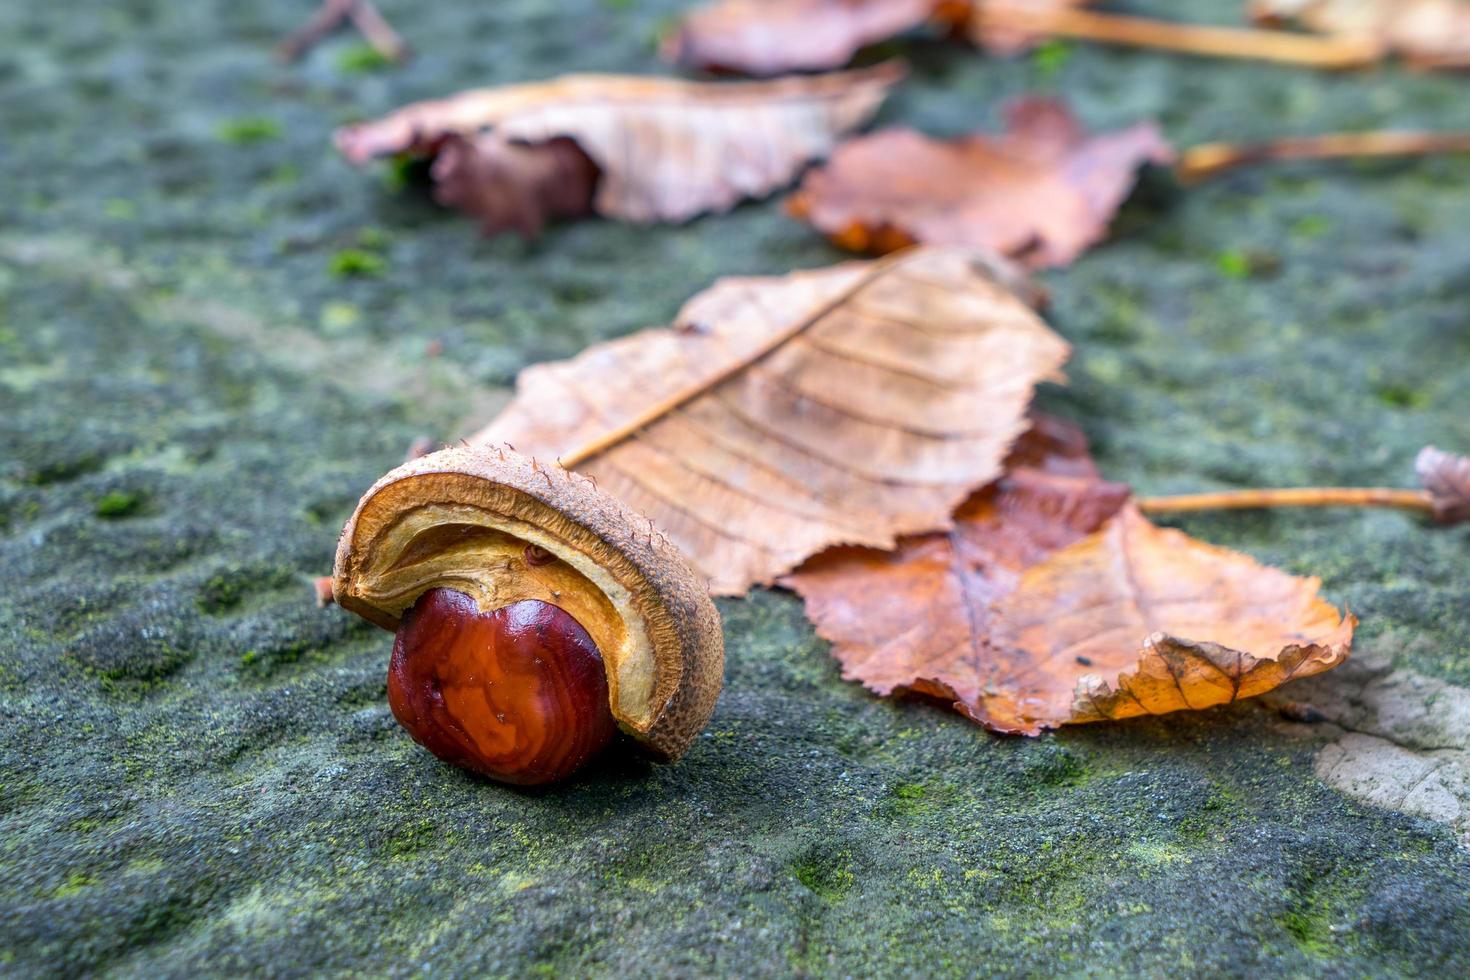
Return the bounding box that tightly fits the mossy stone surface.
[2,0,1469,975]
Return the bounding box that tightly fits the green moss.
[1031,39,1074,78]
[5,0,1470,974]
[94,491,143,518]
[791,852,854,903]
[385,819,439,858]
[327,249,387,279]
[50,872,97,900]
[103,199,137,220]
[216,117,282,144]
[334,43,395,74]
[1290,214,1333,239]
[1375,382,1429,410]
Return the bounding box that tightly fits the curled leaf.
[785,419,1354,734]
[661,0,947,75]
[1417,446,1470,524]
[788,97,1175,267]
[430,135,598,237]
[1251,0,1470,68]
[995,506,1354,731]
[335,65,903,230]
[470,247,1068,595]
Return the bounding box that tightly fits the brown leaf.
[1250,0,1470,68]
[661,0,945,75]
[430,134,598,237]
[659,0,1089,74]
[1417,446,1470,524]
[785,419,1354,734]
[335,65,903,229]
[966,0,1095,55]
[468,246,1069,595]
[787,97,1175,268]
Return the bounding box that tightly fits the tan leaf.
[966,0,1095,55]
[468,246,1069,595]
[334,65,903,228]
[661,0,946,75]
[1417,446,1470,524]
[1250,0,1470,68]
[658,0,1089,74]
[785,419,1353,734]
[787,97,1175,268]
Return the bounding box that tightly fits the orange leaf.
[469,247,1068,595]
[335,65,902,232]
[785,418,1354,734]
[661,0,947,75]
[1251,0,1470,68]
[788,97,1175,268]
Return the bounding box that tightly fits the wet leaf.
[1418,446,1470,524]
[470,247,1068,595]
[785,418,1354,734]
[787,97,1174,267]
[1251,0,1470,68]
[335,65,902,234]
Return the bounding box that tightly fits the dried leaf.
[966,0,1094,55]
[469,246,1069,595]
[1417,446,1470,524]
[335,65,903,230]
[660,0,1087,74]
[661,0,946,75]
[1251,0,1470,68]
[788,97,1175,267]
[430,134,598,237]
[785,419,1354,734]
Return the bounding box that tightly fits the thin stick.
[1138,487,1435,516]
[348,0,410,62]
[1176,131,1470,183]
[277,0,408,63]
[977,6,1383,69]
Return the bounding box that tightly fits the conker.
[389,588,618,785]
[332,446,724,785]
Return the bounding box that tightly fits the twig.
[1138,487,1436,517]
[277,0,408,63]
[976,5,1382,69]
[347,0,410,62]
[1176,131,1470,184]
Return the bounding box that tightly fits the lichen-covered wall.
[2,0,1468,975]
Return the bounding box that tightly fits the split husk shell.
[332,446,725,761]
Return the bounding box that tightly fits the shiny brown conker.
[388,587,619,785]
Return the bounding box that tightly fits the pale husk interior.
[339,475,667,731]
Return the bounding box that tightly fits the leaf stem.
[1176,131,1470,183]
[1137,487,1436,516]
[978,6,1382,68]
